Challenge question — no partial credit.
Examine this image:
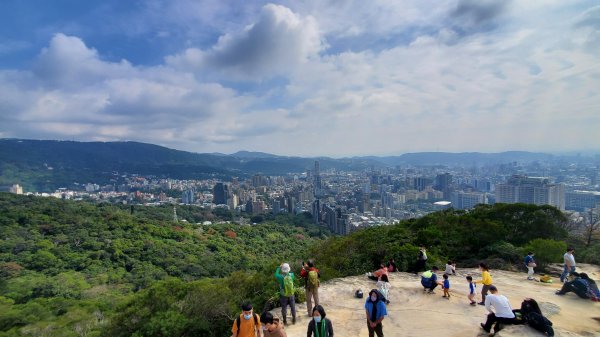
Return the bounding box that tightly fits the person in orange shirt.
[367,263,388,281]
[232,302,262,337]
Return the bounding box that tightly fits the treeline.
[311,203,574,280]
[0,193,322,336]
[1,194,599,336]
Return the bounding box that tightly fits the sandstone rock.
[273,264,600,337]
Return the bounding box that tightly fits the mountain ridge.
[0,138,564,192]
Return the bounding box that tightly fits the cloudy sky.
[0,0,598,157]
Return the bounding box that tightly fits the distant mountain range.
[0,139,568,192]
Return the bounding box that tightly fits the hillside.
[278,266,600,337]
[0,139,561,192]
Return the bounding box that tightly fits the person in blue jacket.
[365,289,387,337]
[524,252,536,280]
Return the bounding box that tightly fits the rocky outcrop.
[274,264,599,336]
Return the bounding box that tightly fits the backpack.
[235,313,259,335]
[308,270,320,289]
[283,274,295,297]
[525,312,554,337]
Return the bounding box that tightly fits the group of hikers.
[232,246,599,337]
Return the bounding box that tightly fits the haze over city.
[1,0,599,157]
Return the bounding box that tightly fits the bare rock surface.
[274,264,600,336]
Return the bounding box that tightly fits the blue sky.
[0,0,599,156]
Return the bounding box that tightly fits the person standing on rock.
[306,305,334,337]
[232,302,262,337]
[524,252,536,280]
[474,263,493,305]
[275,263,297,325]
[559,247,576,283]
[414,246,427,274]
[365,289,387,337]
[301,260,321,317]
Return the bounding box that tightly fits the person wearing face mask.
[232,302,262,337]
[307,305,334,337]
[365,289,387,337]
[260,311,286,337]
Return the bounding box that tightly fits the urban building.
[451,191,487,210]
[213,182,229,205]
[496,175,565,210]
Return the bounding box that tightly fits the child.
[442,274,450,299]
[445,260,456,275]
[376,274,391,304]
[467,275,476,305]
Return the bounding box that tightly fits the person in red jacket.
[300,259,321,316]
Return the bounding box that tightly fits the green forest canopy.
[1,193,597,337]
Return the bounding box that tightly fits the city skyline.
[1,1,599,157]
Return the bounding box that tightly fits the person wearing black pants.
[480,286,516,333]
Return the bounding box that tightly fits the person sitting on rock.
[367,263,388,281]
[512,298,554,337]
[556,272,599,301]
[260,311,286,337]
[420,266,441,293]
[387,258,398,273]
[444,260,456,275]
[480,286,517,333]
[307,305,334,337]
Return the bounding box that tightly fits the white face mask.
[371,295,378,302]
[314,316,322,323]
[243,314,252,320]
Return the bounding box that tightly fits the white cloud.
[0,1,599,156]
[166,3,323,80]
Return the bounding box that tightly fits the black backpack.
[525,312,554,337]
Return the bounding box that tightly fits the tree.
[523,239,567,270]
[583,209,600,247]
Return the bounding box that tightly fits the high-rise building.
[213,182,229,205]
[435,173,453,199]
[496,175,565,210]
[182,189,195,204]
[414,177,431,191]
[313,160,322,195]
[451,191,487,210]
[565,191,600,211]
[312,199,321,224]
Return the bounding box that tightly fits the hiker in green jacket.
[275,263,297,325]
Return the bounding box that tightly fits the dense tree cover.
[311,203,570,277]
[0,193,593,337]
[0,193,321,336]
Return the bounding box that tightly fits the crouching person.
[480,286,517,333]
